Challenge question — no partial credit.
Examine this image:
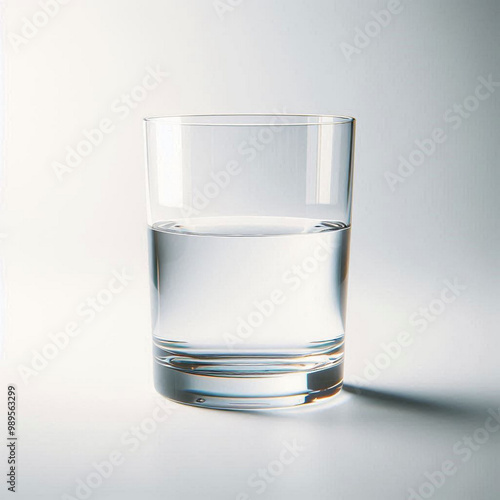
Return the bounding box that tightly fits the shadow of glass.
[341,384,492,420]
[242,384,500,429]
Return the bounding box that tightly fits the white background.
[1,1,499,499]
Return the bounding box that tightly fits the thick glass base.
[153,357,344,410]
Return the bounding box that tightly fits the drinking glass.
[144,114,355,409]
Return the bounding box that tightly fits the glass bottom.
[153,356,344,410]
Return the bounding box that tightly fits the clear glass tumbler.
[144,114,355,409]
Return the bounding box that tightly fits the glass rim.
[143,113,355,127]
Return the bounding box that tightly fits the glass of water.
[144,114,355,409]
